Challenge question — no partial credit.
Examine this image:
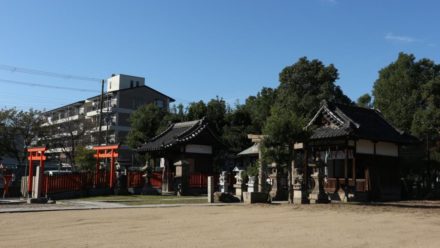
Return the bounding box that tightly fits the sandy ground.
[1,203,440,248]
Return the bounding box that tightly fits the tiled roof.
[137,118,218,152]
[307,101,419,144]
[309,127,351,140]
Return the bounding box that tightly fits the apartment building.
[42,74,174,163]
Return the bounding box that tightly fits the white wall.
[376,141,398,157]
[185,144,212,154]
[355,139,398,157]
[356,139,374,155]
[107,74,145,92]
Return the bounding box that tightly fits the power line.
[0,64,102,82]
[0,78,100,93]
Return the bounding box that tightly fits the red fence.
[41,171,218,196]
[150,172,163,188]
[42,172,109,195]
[325,178,367,193]
[189,173,218,188]
[127,171,144,188]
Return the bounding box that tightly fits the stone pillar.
[247,176,258,193]
[162,159,169,193]
[258,155,263,192]
[207,176,214,203]
[293,159,309,204]
[33,166,41,199]
[288,160,294,203]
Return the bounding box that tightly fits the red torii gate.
[27,147,47,197]
[92,144,119,189]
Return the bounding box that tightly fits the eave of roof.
[308,101,419,144]
[237,143,259,156]
[137,118,222,152]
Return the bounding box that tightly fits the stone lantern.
[219,171,229,193]
[233,166,245,199]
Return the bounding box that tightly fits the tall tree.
[261,57,351,199]
[222,106,254,154]
[243,87,277,133]
[206,97,227,135]
[126,103,167,148]
[357,93,372,108]
[187,101,207,121]
[373,53,425,132]
[1,108,44,167]
[276,57,352,119]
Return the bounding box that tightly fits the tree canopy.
[373,52,440,136]
[0,108,44,166]
[126,103,167,148]
[276,57,352,119]
[262,57,352,165]
[357,93,372,108]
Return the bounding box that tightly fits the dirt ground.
[1,203,440,248]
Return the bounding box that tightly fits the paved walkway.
[0,198,232,213]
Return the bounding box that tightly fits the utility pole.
[97,79,105,145]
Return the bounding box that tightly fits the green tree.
[263,106,308,165]
[187,101,207,121]
[206,97,227,135]
[261,57,351,199]
[243,87,277,133]
[411,77,440,137]
[372,53,440,133]
[74,146,95,171]
[276,57,352,119]
[126,103,166,148]
[373,53,425,132]
[0,108,44,167]
[222,106,254,154]
[357,93,372,108]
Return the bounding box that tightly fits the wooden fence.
[325,178,367,193]
[41,172,110,195]
[189,173,218,188]
[38,171,218,196]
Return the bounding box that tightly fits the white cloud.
[385,33,418,43]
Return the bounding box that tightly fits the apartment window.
[130,80,134,88]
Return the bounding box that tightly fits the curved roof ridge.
[148,123,175,142]
[334,106,360,129]
[173,119,201,128]
[371,108,405,135]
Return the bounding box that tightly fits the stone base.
[293,190,309,204]
[243,192,269,204]
[142,184,160,195]
[27,197,48,204]
[114,188,129,195]
[309,193,330,204]
[213,192,240,203]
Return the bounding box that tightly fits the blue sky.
[0,0,439,110]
